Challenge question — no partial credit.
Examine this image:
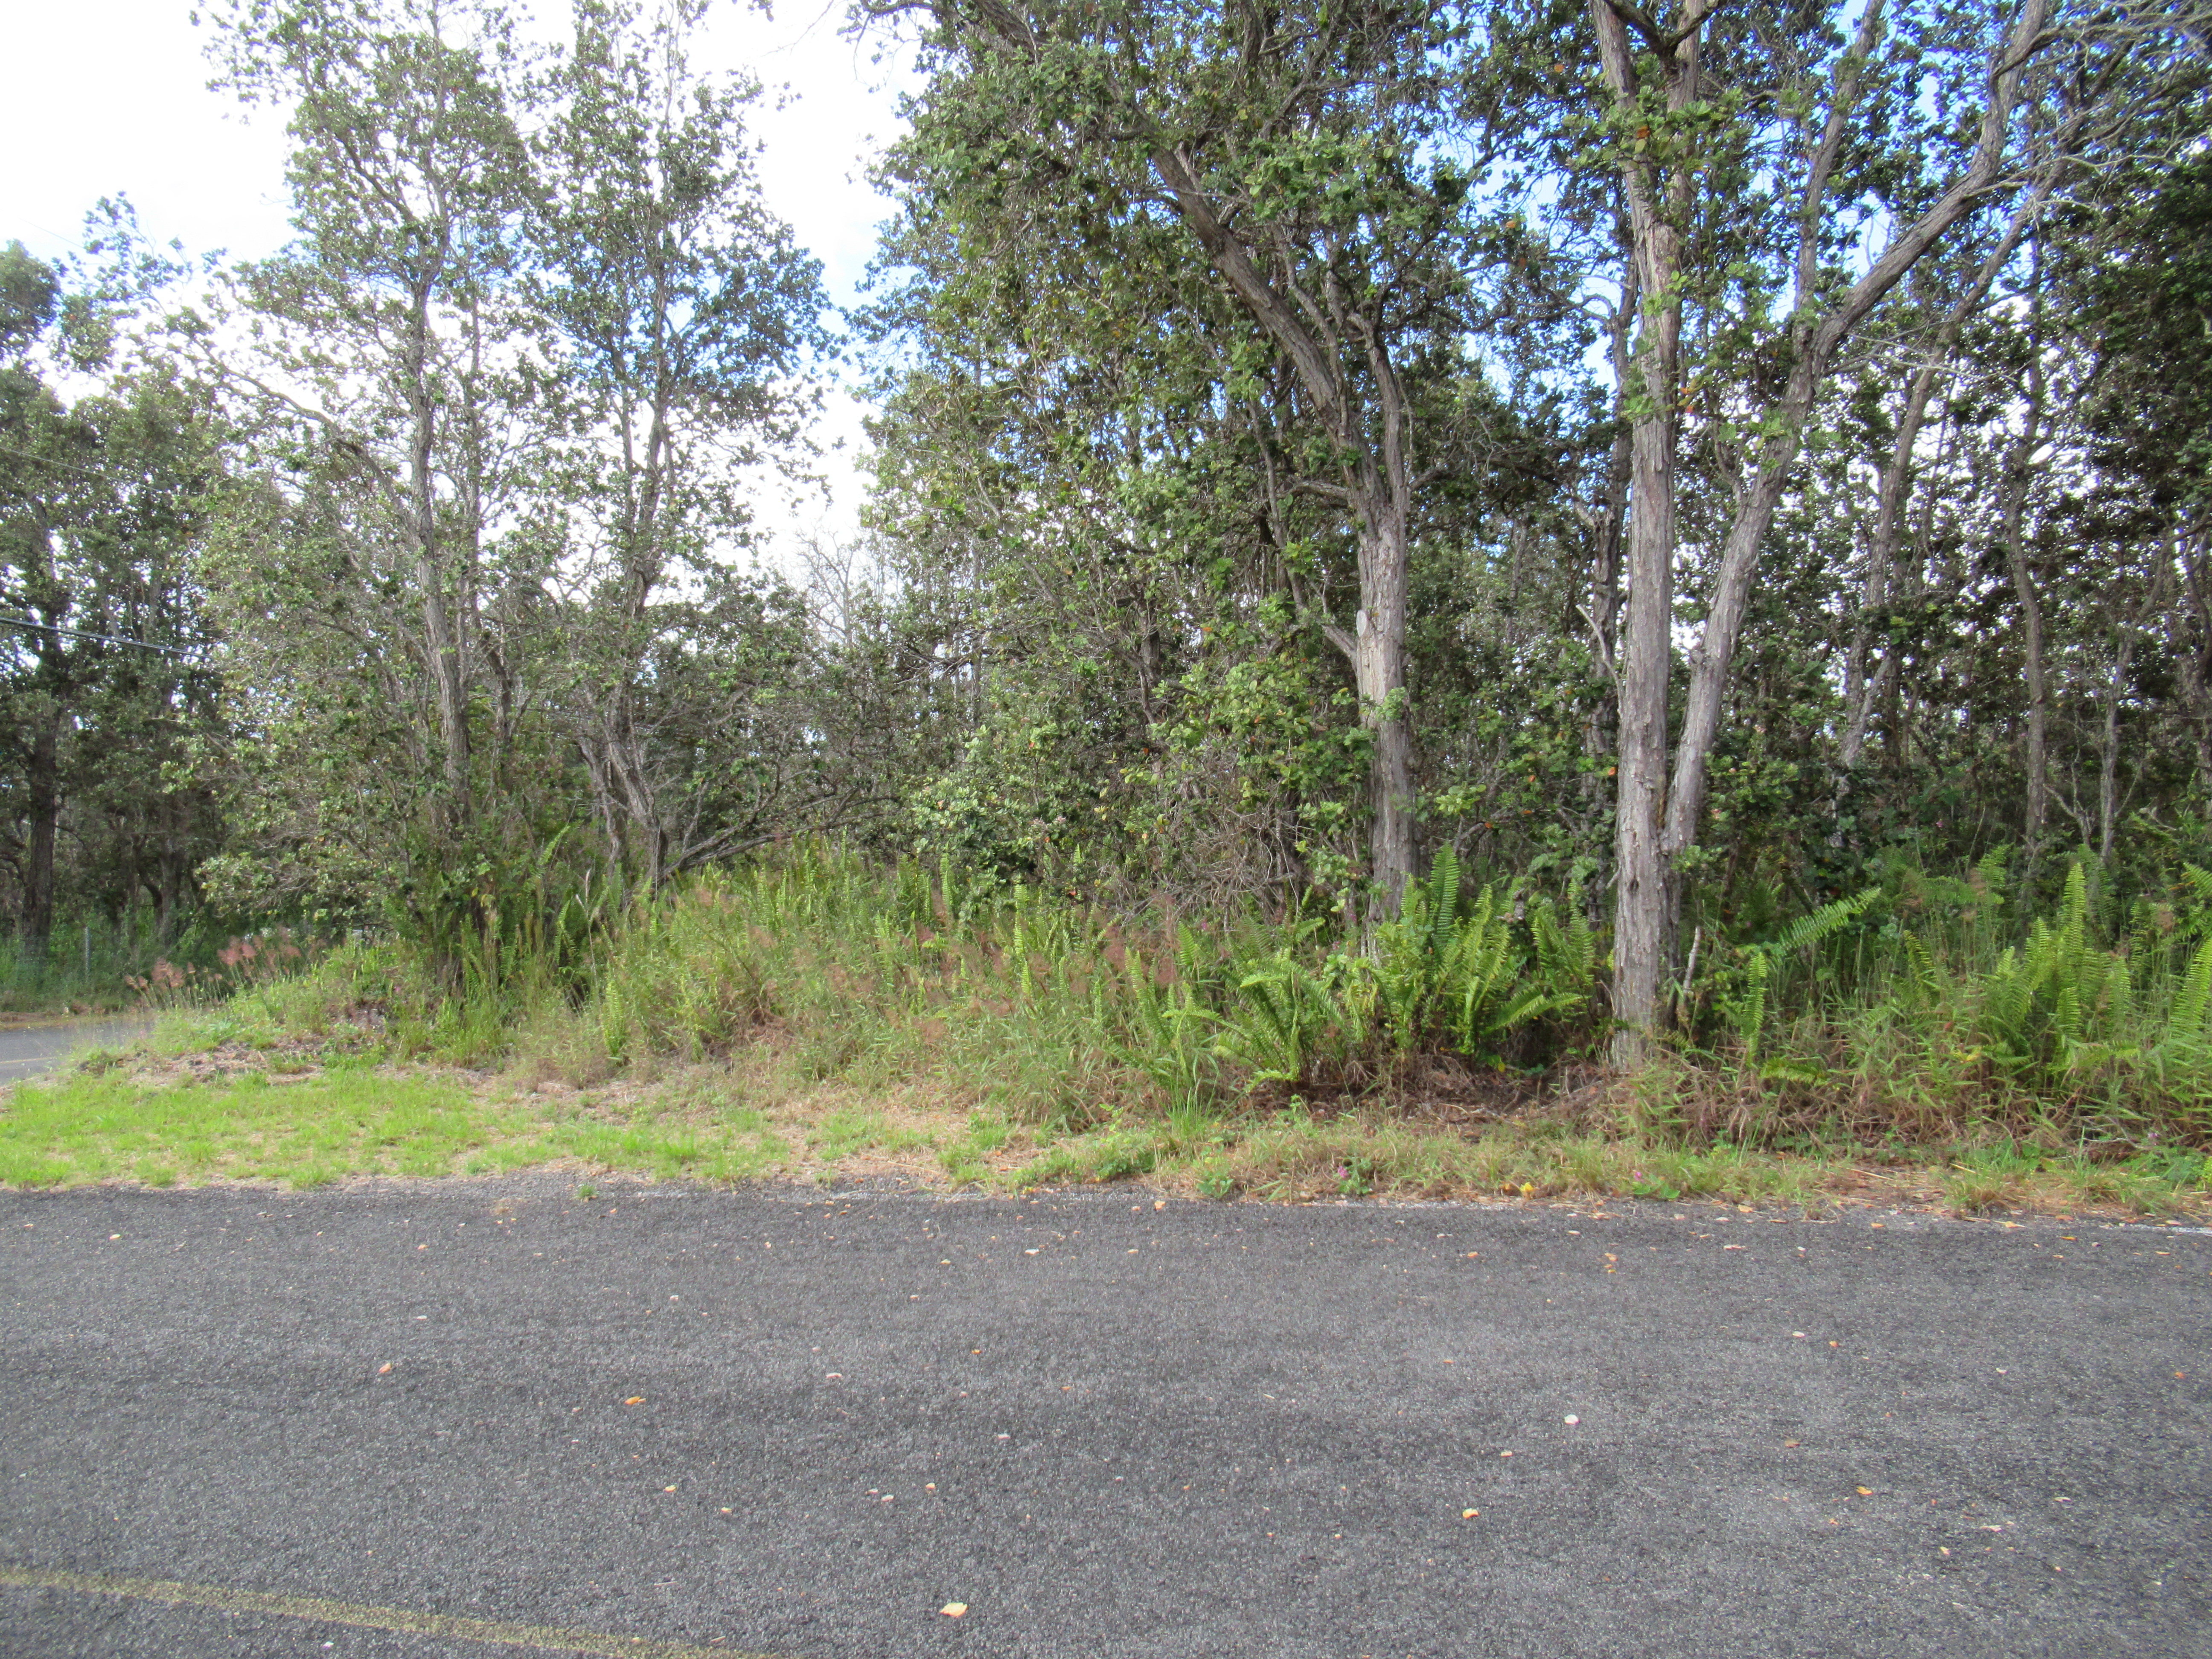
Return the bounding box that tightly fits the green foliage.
[1338,850,1594,1065]
[1214,939,1365,1087]
[1119,946,1222,1112]
[1976,863,2125,1078]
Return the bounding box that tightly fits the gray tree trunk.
[17,710,60,974]
[2003,246,2050,865]
[1593,0,2043,1063]
[1590,0,1700,1062]
[1355,508,1417,909]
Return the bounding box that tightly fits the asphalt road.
[0,1020,152,1083]
[2,1181,2207,1659]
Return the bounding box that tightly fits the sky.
[1,0,919,570]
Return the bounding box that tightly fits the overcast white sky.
[1,0,917,569]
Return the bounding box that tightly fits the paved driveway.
[3,1181,2207,1656]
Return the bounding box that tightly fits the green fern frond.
[1971,844,2012,906]
[1901,931,1941,1010]
[1425,845,1462,951]
[2171,939,2212,1038]
[1774,885,1883,956]
[2179,864,2212,940]
[1758,1056,1829,1086]
[1733,951,1770,1065]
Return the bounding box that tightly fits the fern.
[1119,948,1220,1107]
[2179,864,2212,941]
[1971,844,2012,909]
[2172,938,2212,1036]
[1900,930,1941,1013]
[1728,950,1770,1065]
[1973,862,2136,1080]
[1773,885,1883,956]
[2143,939,2212,1087]
[1214,945,1361,1086]
[1529,889,1597,1011]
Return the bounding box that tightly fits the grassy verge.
[6,844,2209,1219]
[0,1062,787,1191]
[1,1024,2204,1220]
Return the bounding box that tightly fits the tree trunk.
[1590,0,1697,1062]
[1356,508,1416,909]
[2003,243,2049,866]
[403,275,472,838]
[155,817,192,947]
[1150,140,1422,913]
[2097,626,2134,862]
[1610,395,1676,1060]
[2006,528,2049,862]
[17,709,61,976]
[1843,355,1940,768]
[1594,0,2043,1064]
[2170,528,2212,795]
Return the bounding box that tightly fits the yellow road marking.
[0,1564,790,1659]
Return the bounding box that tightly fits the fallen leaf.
[664,1486,677,1493]
[1783,1439,1800,1448]
[377,1362,393,1375]
[940,1603,967,1618]
[1856,1487,1874,1496]
[625,1397,645,1405]
[1461,1508,1479,1519]
[1153,1200,1166,1211]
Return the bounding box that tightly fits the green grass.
[0,1068,787,1190]
[17,841,2212,1220]
[807,1107,936,1163]
[2,1051,2206,1217]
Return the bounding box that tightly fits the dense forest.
[5,0,2212,1153]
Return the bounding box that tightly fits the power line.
[0,440,126,484]
[0,615,198,656]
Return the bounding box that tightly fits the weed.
[23,841,2212,1219]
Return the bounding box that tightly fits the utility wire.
[0,440,127,484]
[0,615,197,656]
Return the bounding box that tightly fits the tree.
[866,0,1566,911]
[0,225,228,975]
[1585,0,2065,1057]
[201,0,540,927]
[530,0,833,891]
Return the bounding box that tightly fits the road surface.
[3,1179,2206,1656]
[0,1020,152,1083]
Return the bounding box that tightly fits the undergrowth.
[25,840,2212,1213]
